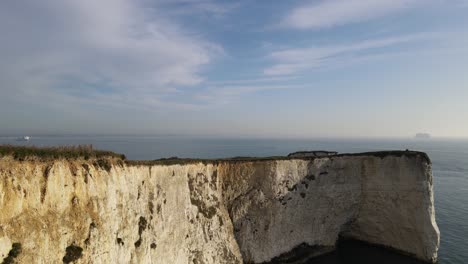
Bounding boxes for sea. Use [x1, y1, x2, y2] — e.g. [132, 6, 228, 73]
[0, 136, 466, 264]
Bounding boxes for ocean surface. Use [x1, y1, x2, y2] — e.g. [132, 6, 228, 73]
[0, 136, 467, 263]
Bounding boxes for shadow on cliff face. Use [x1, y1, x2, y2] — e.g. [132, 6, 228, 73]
[306, 239, 428, 264]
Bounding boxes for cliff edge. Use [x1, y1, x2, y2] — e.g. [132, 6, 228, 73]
[0, 147, 439, 263]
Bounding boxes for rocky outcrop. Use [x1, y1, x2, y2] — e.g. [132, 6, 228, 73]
[0, 151, 439, 263]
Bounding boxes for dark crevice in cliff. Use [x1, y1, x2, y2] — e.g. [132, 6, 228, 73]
[62, 244, 83, 264]
[134, 216, 148, 248]
[84, 222, 96, 245]
[1, 243, 22, 264]
[40, 164, 53, 203]
[116, 237, 124, 246]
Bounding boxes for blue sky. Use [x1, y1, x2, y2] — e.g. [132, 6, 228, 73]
[1, 0, 467, 137]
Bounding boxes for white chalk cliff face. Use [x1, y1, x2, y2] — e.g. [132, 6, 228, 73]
[0, 152, 439, 263]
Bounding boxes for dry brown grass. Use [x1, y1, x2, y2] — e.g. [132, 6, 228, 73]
[0, 145, 126, 161]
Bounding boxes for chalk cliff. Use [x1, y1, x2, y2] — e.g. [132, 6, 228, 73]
[0, 151, 439, 263]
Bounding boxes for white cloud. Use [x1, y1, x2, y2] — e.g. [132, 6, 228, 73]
[154, 0, 238, 16]
[264, 33, 432, 75]
[209, 76, 298, 85]
[0, 0, 221, 108]
[283, 0, 422, 29]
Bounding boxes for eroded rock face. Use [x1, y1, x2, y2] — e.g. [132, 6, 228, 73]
[341, 155, 439, 263]
[220, 159, 361, 263]
[0, 152, 439, 263]
[0, 159, 241, 264]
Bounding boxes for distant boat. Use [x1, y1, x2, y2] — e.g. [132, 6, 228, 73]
[16, 136, 31, 141]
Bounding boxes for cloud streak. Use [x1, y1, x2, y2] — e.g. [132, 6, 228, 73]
[283, 0, 422, 29]
[154, 0, 239, 16]
[264, 33, 433, 75]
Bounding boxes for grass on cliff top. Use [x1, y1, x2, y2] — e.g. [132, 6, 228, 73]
[0, 145, 126, 161]
[128, 151, 430, 165]
[126, 156, 289, 166]
[0, 144, 287, 164]
[0, 145, 430, 164]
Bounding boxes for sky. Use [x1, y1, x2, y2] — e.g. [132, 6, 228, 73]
[0, 0, 467, 138]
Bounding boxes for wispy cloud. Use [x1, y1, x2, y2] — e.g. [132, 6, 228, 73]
[193, 84, 304, 105]
[0, 0, 221, 109]
[282, 0, 422, 29]
[209, 76, 298, 85]
[154, 0, 239, 16]
[264, 33, 434, 75]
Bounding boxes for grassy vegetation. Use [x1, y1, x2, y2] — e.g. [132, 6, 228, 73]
[334, 150, 431, 163]
[0, 145, 289, 165]
[128, 151, 430, 166]
[0, 145, 126, 161]
[0, 145, 429, 164]
[127, 156, 297, 166]
[127, 158, 213, 166]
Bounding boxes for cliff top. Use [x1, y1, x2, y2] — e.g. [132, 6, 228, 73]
[0, 145, 126, 161]
[0, 145, 430, 165]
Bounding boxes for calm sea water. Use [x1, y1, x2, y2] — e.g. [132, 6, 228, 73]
[0, 136, 467, 263]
